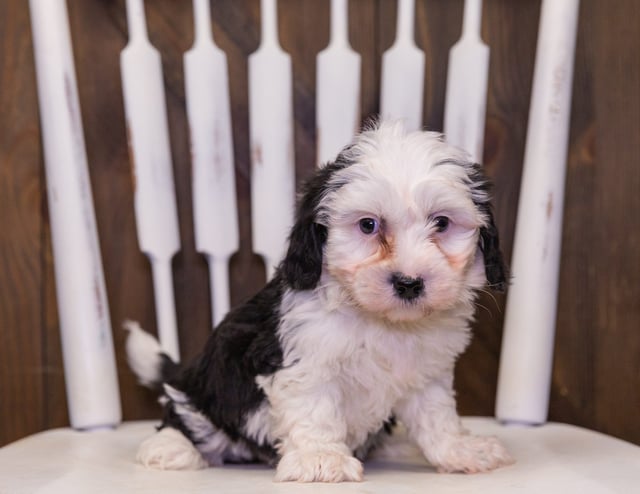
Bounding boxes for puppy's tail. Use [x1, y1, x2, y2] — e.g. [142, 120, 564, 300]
[123, 320, 180, 390]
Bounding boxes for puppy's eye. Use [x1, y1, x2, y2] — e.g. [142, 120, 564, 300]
[433, 216, 450, 233]
[359, 218, 379, 235]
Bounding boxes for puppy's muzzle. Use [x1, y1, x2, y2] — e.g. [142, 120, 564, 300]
[391, 274, 425, 301]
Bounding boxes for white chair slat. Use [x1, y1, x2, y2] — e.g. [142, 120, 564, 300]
[185, 0, 239, 327]
[29, 0, 121, 430]
[497, 0, 581, 425]
[380, 0, 425, 131]
[316, 0, 362, 167]
[249, 0, 296, 280]
[121, 0, 181, 362]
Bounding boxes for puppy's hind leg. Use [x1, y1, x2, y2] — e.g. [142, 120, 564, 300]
[137, 427, 208, 470]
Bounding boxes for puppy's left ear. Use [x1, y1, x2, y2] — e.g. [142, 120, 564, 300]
[467, 163, 509, 292]
[479, 208, 508, 292]
[280, 161, 347, 290]
[281, 213, 327, 291]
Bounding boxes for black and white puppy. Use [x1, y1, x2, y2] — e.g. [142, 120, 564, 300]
[126, 120, 513, 482]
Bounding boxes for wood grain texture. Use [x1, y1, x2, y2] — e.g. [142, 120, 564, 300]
[0, 0, 45, 444]
[1, 0, 638, 447]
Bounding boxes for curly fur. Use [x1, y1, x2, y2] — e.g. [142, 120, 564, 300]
[127, 121, 512, 482]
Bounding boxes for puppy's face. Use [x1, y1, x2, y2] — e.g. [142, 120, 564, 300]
[282, 121, 506, 323]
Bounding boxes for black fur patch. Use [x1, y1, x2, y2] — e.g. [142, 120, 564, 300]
[479, 209, 508, 291]
[161, 276, 286, 463]
[467, 163, 509, 292]
[280, 152, 354, 290]
[353, 416, 397, 461]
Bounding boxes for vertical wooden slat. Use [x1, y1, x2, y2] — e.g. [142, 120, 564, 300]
[41, 224, 69, 431]
[380, 0, 425, 130]
[589, 0, 640, 442]
[316, 0, 361, 167]
[248, 0, 296, 280]
[185, 0, 239, 327]
[349, 0, 378, 121]
[415, 0, 462, 131]
[121, 0, 182, 362]
[444, 0, 490, 163]
[548, 0, 597, 431]
[279, 0, 330, 181]
[0, 0, 45, 445]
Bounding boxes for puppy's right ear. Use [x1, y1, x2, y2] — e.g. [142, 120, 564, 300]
[280, 159, 350, 290]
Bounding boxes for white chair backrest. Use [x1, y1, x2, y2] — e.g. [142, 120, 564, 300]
[29, 0, 579, 432]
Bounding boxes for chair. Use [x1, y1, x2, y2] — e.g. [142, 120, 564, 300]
[2, 0, 639, 492]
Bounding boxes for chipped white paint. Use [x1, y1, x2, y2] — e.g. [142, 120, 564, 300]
[316, 0, 361, 167]
[121, 0, 180, 361]
[443, 0, 489, 163]
[185, 0, 239, 327]
[249, 0, 296, 279]
[29, 0, 121, 429]
[497, 0, 580, 425]
[380, 0, 425, 131]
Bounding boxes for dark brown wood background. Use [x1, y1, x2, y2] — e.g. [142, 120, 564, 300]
[1, 0, 638, 447]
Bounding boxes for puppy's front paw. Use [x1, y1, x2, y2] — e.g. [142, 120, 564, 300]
[275, 449, 364, 482]
[433, 435, 514, 474]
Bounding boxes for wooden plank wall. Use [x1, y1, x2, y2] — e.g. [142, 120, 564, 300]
[1, 0, 638, 447]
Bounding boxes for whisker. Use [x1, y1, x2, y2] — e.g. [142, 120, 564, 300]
[477, 287, 502, 313]
[475, 301, 493, 317]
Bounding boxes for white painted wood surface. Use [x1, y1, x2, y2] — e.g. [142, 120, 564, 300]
[121, 0, 181, 361]
[29, 0, 121, 430]
[185, 0, 239, 327]
[3, 418, 640, 493]
[443, 0, 489, 163]
[249, 0, 296, 279]
[380, 0, 425, 131]
[316, 0, 361, 167]
[496, 0, 581, 425]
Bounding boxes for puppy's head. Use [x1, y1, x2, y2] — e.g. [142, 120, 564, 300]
[281, 121, 506, 322]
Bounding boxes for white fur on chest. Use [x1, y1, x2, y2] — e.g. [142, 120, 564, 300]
[257, 289, 472, 451]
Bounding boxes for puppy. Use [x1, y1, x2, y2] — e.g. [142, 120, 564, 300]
[126, 120, 513, 482]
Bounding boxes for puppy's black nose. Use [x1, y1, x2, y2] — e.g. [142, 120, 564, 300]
[391, 274, 424, 301]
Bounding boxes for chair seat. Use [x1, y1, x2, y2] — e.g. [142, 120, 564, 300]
[1, 417, 639, 493]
